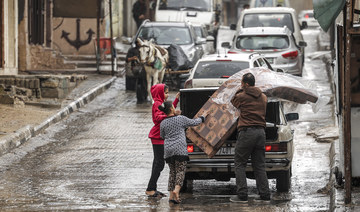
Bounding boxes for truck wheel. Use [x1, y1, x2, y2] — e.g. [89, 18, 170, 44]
[181, 178, 193, 193]
[276, 168, 291, 192]
[125, 76, 136, 91]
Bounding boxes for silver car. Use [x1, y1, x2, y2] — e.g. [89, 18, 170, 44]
[223, 27, 307, 76]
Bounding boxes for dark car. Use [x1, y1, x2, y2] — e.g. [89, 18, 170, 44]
[125, 20, 205, 90]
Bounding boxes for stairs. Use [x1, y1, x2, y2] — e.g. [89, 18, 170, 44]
[63, 53, 126, 75]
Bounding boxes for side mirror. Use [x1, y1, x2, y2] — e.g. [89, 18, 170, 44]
[285, 113, 299, 121]
[206, 35, 215, 42]
[301, 21, 308, 30]
[276, 68, 284, 73]
[299, 41, 307, 47]
[230, 24, 237, 30]
[196, 37, 207, 45]
[221, 42, 231, 48]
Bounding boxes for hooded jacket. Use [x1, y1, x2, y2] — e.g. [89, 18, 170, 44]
[149, 84, 179, 144]
[231, 86, 267, 130]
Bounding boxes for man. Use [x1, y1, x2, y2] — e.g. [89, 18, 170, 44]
[126, 40, 147, 103]
[132, 0, 146, 29]
[230, 73, 271, 203]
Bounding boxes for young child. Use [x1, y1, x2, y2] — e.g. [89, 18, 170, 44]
[159, 101, 207, 204]
[146, 84, 180, 198]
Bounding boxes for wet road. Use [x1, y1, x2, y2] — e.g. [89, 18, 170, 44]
[0, 29, 335, 211]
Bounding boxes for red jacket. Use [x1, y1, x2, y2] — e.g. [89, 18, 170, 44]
[148, 84, 179, 144]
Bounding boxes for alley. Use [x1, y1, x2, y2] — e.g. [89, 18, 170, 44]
[0, 29, 336, 211]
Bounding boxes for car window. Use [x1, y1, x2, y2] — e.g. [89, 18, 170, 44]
[194, 26, 205, 38]
[236, 35, 289, 50]
[159, 0, 211, 12]
[263, 58, 274, 70]
[253, 61, 259, 67]
[243, 13, 294, 32]
[138, 26, 192, 45]
[193, 61, 250, 79]
[256, 58, 266, 67]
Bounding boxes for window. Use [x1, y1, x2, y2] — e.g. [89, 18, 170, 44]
[159, 0, 211, 12]
[138, 26, 192, 45]
[236, 35, 289, 50]
[193, 61, 249, 78]
[243, 13, 294, 32]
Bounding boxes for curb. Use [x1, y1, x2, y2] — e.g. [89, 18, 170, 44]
[0, 76, 117, 157]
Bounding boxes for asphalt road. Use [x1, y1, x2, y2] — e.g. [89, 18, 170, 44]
[0, 29, 336, 211]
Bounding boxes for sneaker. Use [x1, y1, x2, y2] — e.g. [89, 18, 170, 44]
[254, 196, 271, 202]
[230, 195, 248, 203]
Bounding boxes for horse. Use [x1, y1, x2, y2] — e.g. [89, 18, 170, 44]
[137, 38, 169, 103]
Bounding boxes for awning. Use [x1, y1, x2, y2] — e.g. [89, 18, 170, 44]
[313, 0, 346, 32]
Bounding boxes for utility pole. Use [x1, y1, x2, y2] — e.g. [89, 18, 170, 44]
[96, 0, 101, 73]
[109, 0, 114, 76]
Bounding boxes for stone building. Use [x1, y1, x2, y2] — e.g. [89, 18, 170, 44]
[0, 1, 19, 75]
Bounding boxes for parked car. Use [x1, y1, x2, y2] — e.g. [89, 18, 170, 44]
[298, 10, 319, 28]
[125, 20, 205, 90]
[184, 53, 274, 88]
[180, 82, 298, 193]
[192, 23, 216, 55]
[234, 7, 307, 46]
[249, 0, 291, 7]
[223, 27, 306, 76]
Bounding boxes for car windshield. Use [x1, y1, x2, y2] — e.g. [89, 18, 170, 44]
[236, 35, 289, 50]
[243, 13, 294, 32]
[193, 61, 250, 79]
[137, 26, 192, 45]
[158, 0, 211, 12]
[253, 0, 288, 7]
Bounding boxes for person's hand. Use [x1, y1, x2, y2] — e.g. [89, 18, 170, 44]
[175, 92, 180, 100]
[139, 14, 145, 20]
[175, 110, 181, 115]
[202, 110, 211, 117]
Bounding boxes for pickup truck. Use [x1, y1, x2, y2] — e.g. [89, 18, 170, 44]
[180, 87, 299, 192]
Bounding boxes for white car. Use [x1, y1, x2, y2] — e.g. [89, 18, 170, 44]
[298, 10, 320, 28]
[223, 27, 307, 76]
[235, 7, 307, 46]
[192, 23, 215, 55]
[184, 53, 274, 88]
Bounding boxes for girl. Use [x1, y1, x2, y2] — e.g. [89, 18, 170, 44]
[146, 84, 180, 197]
[159, 101, 207, 203]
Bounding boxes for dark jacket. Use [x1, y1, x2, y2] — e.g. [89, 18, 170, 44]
[231, 86, 267, 130]
[132, 1, 146, 22]
[148, 84, 179, 144]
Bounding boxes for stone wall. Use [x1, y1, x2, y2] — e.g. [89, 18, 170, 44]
[0, 75, 87, 104]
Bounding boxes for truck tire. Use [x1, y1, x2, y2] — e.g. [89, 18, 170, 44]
[181, 177, 193, 193]
[125, 76, 136, 91]
[276, 168, 291, 192]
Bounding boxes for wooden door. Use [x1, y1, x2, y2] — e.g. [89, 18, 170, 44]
[28, 0, 44, 45]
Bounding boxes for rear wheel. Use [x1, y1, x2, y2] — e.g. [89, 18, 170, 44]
[276, 168, 291, 192]
[181, 177, 193, 193]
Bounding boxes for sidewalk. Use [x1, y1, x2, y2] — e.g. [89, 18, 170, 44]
[0, 74, 116, 157]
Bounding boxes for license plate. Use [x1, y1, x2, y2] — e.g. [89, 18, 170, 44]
[216, 147, 235, 155]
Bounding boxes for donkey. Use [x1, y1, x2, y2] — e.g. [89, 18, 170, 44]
[137, 38, 169, 103]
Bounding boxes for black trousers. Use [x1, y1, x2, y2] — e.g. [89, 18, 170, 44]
[146, 144, 165, 191]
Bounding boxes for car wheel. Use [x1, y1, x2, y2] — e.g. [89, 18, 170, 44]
[125, 76, 136, 91]
[181, 177, 193, 193]
[276, 168, 291, 192]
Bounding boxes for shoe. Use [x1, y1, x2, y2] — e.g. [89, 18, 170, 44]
[169, 199, 181, 204]
[146, 190, 166, 198]
[254, 196, 271, 202]
[230, 195, 248, 203]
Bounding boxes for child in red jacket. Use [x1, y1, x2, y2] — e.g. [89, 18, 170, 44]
[146, 84, 180, 197]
